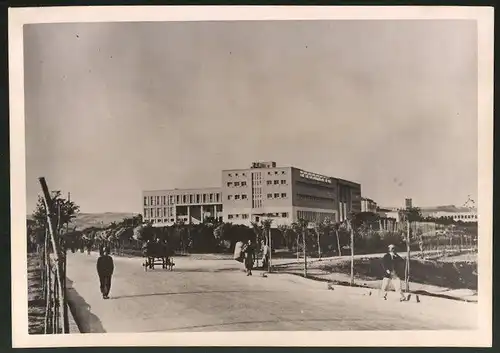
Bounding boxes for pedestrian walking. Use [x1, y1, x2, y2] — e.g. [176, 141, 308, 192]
[380, 244, 406, 302]
[244, 239, 255, 276]
[261, 240, 270, 270]
[97, 246, 114, 299]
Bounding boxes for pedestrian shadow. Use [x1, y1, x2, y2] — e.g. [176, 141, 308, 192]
[66, 278, 106, 333]
[112, 289, 276, 300]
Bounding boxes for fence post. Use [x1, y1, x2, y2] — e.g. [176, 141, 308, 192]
[38, 177, 68, 334]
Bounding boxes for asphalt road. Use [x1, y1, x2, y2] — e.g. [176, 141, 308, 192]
[66, 252, 477, 333]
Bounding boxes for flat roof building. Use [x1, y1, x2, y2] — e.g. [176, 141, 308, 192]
[142, 161, 361, 227]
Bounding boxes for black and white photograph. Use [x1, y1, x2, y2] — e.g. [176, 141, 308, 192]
[9, 6, 493, 348]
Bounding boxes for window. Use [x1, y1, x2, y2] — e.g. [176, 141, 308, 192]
[267, 180, 272, 185]
[157, 219, 162, 223]
[196, 194, 200, 203]
[281, 180, 286, 184]
[227, 182, 233, 187]
[144, 197, 148, 206]
[209, 194, 214, 202]
[176, 195, 180, 203]
[235, 214, 240, 218]
[282, 171, 286, 175]
[242, 214, 249, 219]
[267, 194, 272, 199]
[228, 214, 234, 219]
[145, 209, 149, 218]
[189, 195, 193, 203]
[164, 207, 167, 216]
[203, 194, 207, 203]
[234, 182, 240, 187]
[228, 173, 232, 177]
[156, 196, 160, 205]
[241, 181, 247, 186]
[274, 193, 280, 198]
[151, 196, 155, 206]
[162, 196, 166, 205]
[228, 195, 233, 200]
[281, 193, 287, 198]
[216, 193, 220, 202]
[242, 194, 248, 199]
[183, 195, 187, 203]
[235, 173, 239, 176]
[235, 195, 240, 200]
[164, 219, 168, 223]
[242, 173, 246, 176]
[281, 212, 288, 218]
[274, 180, 279, 185]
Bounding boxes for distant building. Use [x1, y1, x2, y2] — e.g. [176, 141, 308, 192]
[424, 210, 478, 223]
[142, 188, 223, 226]
[405, 198, 413, 209]
[142, 161, 361, 227]
[361, 197, 378, 213]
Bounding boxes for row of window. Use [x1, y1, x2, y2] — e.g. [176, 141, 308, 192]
[227, 172, 247, 177]
[297, 193, 334, 203]
[227, 212, 290, 220]
[227, 194, 248, 200]
[267, 179, 287, 186]
[227, 181, 247, 187]
[227, 171, 286, 177]
[144, 193, 221, 206]
[297, 210, 335, 222]
[267, 193, 288, 199]
[145, 207, 175, 218]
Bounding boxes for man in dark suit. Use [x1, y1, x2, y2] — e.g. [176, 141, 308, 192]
[97, 246, 114, 299]
[380, 244, 406, 301]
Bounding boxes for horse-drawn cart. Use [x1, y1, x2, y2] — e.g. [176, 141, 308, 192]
[142, 241, 175, 271]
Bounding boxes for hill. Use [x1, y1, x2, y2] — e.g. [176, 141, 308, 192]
[26, 212, 138, 231]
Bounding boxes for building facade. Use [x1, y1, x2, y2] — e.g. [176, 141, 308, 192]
[361, 197, 378, 213]
[142, 188, 223, 226]
[143, 161, 361, 227]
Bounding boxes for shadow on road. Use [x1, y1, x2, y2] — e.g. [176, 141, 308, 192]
[112, 289, 278, 300]
[66, 277, 106, 333]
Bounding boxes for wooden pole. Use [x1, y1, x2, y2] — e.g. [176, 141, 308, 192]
[38, 177, 68, 333]
[405, 219, 410, 293]
[268, 227, 272, 273]
[336, 228, 342, 257]
[296, 233, 299, 263]
[349, 221, 354, 286]
[303, 226, 307, 277]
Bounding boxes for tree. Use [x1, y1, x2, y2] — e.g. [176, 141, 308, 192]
[30, 190, 80, 249]
[261, 219, 273, 272]
[398, 207, 422, 292]
[333, 222, 343, 257]
[277, 224, 290, 250]
[292, 219, 309, 277]
[250, 221, 263, 267]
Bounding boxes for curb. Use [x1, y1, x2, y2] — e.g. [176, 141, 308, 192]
[273, 271, 478, 303]
[67, 302, 80, 333]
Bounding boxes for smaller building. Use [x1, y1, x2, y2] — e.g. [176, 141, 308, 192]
[142, 187, 223, 226]
[361, 197, 378, 213]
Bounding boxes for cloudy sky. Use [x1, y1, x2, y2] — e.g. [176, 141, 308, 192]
[24, 20, 478, 214]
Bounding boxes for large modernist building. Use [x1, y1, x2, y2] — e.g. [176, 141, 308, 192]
[142, 161, 361, 227]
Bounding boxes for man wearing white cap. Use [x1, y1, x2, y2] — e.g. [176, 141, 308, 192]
[380, 244, 406, 301]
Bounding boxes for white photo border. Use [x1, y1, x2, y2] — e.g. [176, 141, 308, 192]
[9, 5, 494, 348]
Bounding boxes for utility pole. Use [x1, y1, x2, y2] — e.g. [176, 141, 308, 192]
[349, 219, 354, 286]
[268, 227, 272, 273]
[303, 225, 307, 277]
[405, 217, 410, 293]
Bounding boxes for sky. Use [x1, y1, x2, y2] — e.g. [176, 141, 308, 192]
[24, 20, 478, 214]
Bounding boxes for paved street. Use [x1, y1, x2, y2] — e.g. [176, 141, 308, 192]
[66, 252, 477, 333]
